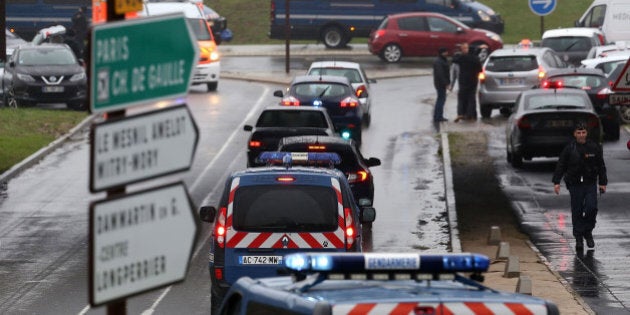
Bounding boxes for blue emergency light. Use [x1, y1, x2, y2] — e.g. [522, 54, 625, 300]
[284, 253, 490, 274]
[257, 151, 341, 167]
[340, 130, 351, 140]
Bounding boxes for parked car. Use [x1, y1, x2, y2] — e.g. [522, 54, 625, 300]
[478, 47, 568, 118]
[368, 12, 502, 63]
[277, 135, 381, 207]
[541, 27, 607, 67]
[2, 43, 87, 110]
[307, 60, 375, 125]
[198, 152, 375, 314]
[541, 68, 620, 140]
[274, 75, 365, 143]
[244, 106, 337, 167]
[506, 87, 601, 168]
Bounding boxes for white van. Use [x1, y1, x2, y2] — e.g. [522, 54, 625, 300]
[575, 0, 630, 42]
[140, 1, 220, 91]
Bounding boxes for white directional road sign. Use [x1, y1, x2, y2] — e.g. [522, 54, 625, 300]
[89, 182, 199, 306]
[90, 104, 199, 192]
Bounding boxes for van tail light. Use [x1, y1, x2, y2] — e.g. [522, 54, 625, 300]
[249, 140, 262, 148]
[340, 97, 358, 108]
[281, 96, 300, 106]
[214, 267, 224, 280]
[587, 115, 600, 129]
[270, 1, 275, 22]
[597, 87, 611, 100]
[517, 117, 531, 130]
[537, 66, 546, 80]
[344, 207, 356, 249]
[215, 207, 227, 248]
[597, 33, 606, 45]
[355, 85, 367, 98]
[347, 170, 369, 183]
[478, 69, 486, 83]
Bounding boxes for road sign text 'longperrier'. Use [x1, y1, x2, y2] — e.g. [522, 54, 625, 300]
[90, 13, 199, 113]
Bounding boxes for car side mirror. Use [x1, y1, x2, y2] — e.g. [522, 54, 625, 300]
[360, 206, 376, 223]
[273, 90, 283, 97]
[366, 157, 381, 167]
[199, 206, 217, 223]
[244, 125, 253, 131]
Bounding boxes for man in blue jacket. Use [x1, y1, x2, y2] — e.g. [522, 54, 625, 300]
[552, 123, 607, 250]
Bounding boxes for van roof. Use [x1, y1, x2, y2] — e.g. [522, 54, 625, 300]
[141, 2, 204, 19]
[542, 27, 603, 39]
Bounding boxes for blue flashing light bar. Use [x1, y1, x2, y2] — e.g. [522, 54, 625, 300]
[257, 152, 341, 166]
[340, 130, 351, 140]
[284, 253, 490, 274]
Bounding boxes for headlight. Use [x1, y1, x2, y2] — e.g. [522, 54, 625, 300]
[486, 32, 502, 43]
[16, 73, 35, 82]
[70, 72, 86, 82]
[478, 10, 491, 22]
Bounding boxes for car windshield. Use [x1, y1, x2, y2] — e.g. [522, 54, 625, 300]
[18, 48, 76, 66]
[293, 82, 350, 98]
[549, 75, 607, 90]
[486, 55, 538, 72]
[256, 110, 328, 128]
[232, 185, 338, 232]
[309, 68, 362, 84]
[526, 94, 588, 110]
[187, 18, 212, 41]
[542, 37, 591, 52]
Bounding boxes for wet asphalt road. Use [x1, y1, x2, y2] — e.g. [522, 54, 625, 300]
[1, 52, 629, 313]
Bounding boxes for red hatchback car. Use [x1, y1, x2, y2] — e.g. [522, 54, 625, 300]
[368, 12, 503, 63]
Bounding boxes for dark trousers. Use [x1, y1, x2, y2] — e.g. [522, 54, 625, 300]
[568, 183, 598, 239]
[457, 87, 477, 119]
[433, 87, 446, 122]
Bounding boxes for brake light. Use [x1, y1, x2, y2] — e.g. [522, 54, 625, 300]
[517, 117, 531, 129]
[281, 96, 300, 106]
[276, 176, 295, 182]
[542, 80, 563, 89]
[215, 207, 227, 248]
[214, 267, 224, 280]
[597, 87, 611, 100]
[374, 29, 386, 39]
[344, 207, 356, 249]
[538, 66, 546, 80]
[249, 140, 262, 148]
[347, 170, 369, 183]
[340, 97, 358, 108]
[414, 306, 436, 315]
[355, 85, 367, 98]
[478, 70, 486, 83]
[308, 145, 326, 150]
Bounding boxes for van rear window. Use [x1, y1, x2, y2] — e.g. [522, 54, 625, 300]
[232, 185, 339, 232]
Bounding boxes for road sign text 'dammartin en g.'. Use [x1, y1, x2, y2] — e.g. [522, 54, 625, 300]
[90, 14, 199, 113]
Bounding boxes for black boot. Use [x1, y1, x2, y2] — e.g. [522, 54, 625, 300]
[585, 235, 595, 248]
[575, 236, 584, 250]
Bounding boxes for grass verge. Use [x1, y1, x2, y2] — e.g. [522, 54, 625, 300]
[0, 108, 88, 174]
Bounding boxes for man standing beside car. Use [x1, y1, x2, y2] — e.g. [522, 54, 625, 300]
[552, 123, 607, 251]
[453, 43, 485, 122]
[432, 47, 451, 123]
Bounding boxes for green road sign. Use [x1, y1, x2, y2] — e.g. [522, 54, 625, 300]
[90, 14, 199, 113]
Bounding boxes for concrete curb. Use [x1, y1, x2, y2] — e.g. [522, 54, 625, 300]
[441, 132, 462, 253]
[0, 113, 98, 187]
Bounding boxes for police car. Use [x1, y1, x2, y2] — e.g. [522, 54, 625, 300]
[217, 252, 559, 315]
[199, 152, 376, 313]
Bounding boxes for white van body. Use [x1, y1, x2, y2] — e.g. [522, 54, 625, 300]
[576, 0, 630, 42]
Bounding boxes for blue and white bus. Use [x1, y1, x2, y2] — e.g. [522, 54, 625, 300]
[5, 0, 90, 41]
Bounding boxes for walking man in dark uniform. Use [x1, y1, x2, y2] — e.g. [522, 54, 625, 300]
[432, 47, 451, 122]
[552, 123, 607, 250]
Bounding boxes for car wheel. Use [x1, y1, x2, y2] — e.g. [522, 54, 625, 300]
[480, 105, 492, 118]
[619, 105, 630, 124]
[499, 107, 511, 117]
[510, 151, 523, 168]
[211, 285, 227, 315]
[6, 88, 20, 108]
[363, 112, 371, 127]
[322, 26, 346, 49]
[381, 44, 402, 63]
[207, 82, 218, 92]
